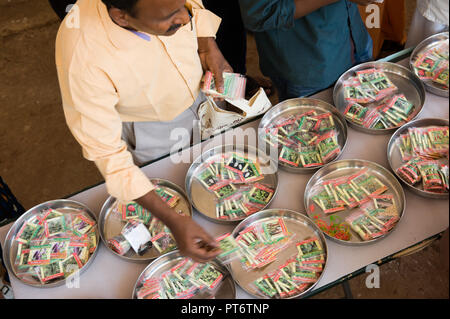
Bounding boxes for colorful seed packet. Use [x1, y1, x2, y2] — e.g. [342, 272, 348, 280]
[216, 233, 241, 264]
[150, 232, 176, 254]
[40, 260, 64, 282]
[49, 238, 70, 260]
[296, 238, 323, 258]
[71, 214, 95, 237]
[299, 146, 323, 168]
[16, 222, 40, 244]
[248, 183, 274, 205]
[225, 153, 249, 174]
[194, 264, 224, 290]
[27, 244, 52, 266]
[213, 182, 238, 200]
[279, 145, 301, 167]
[44, 215, 67, 237]
[254, 275, 278, 298]
[107, 234, 131, 256]
[61, 253, 83, 276]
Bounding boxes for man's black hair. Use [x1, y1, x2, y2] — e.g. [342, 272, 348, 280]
[101, 0, 140, 16]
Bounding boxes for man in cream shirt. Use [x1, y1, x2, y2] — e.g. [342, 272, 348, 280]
[56, 0, 232, 262]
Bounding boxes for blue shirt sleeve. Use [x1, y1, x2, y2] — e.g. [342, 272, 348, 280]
[238, 0, 296, 32]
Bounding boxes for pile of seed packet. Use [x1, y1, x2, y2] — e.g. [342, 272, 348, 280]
[396, 125, 449, 193]
[309, 168, 400, 241]
[135, 258, 226, 299]
[13, 208, 97, 285]
[109, 186, 184, 256]
[202, 71, 247, 100]
[196, 152, 275, 221]
[412, 41, 449, 90]
[223, 218, 296, 270]
[262, 110, 341, 169]
[212, 220, 326, 299]
[252, 236, 325, 298]
[342, 68, 416, 129]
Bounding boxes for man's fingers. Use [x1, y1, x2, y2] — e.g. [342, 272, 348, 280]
[214, 72, 225, 94]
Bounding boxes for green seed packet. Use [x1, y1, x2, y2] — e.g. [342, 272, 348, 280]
[195, 264, 223, 290]
[279, 145, 300, 167]
[248, 183, 274, 205]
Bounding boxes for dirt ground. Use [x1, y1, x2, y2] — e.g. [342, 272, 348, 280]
[0, 0, 448, 299]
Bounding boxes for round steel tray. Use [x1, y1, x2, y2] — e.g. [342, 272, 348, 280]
[333, 61, 426, 134]
[185, 144, 279, 224]
[410, 32, 449, 97]
[229, 209, 328, 299]
[258, 98, 348, 174]
[304, 159, 406, 245]
[2, 199, 100, 288]
[98, 178, 192, 263]
[132, 250, 236, 299]
[387, 118, 449, 199]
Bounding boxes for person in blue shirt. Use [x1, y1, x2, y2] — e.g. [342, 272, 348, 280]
[238, 0, 377, 101]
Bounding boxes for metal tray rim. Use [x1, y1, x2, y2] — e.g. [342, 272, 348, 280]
[387, 118, 449, 199]
[303, 159, 407, 246]
[185, 144, 279, 225]
[229, 208, 329, 299]
[333, 61, 427, 135]
[98, 178, 193, 263]
[409, 31, 449, 98]
[258, 97, 349, 174]
[2, 199, 100, 288]
[131, 249, 236, 299]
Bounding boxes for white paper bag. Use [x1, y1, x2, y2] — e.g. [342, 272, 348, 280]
[197, 88, 272, 140]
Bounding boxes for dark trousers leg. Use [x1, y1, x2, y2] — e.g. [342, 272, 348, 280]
[203, 0, 247, 75]
[48, 0, 76, 20]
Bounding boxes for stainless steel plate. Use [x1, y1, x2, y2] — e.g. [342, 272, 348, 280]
[258, 98, 348, 174]
[333, 61, 426, 134]
[304, 159, 406, 245]
[185, 144, 279, 224]
[229, 209, 328, 299]
[387, 118, 449, 199]
[410, 32, 449, 97]
[132, 250, 236, 299]
[98, 178, 192, 263]
[2, 199, 100, 288]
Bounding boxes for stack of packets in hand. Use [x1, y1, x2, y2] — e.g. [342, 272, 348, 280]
[196, 152, 275, 221]
[262, 110, 341, 168]
[343, 68, 416, 129]
[396, 125, 449, 193]
[202, 71, 247, 100]
[109, 187, 183, 256]
[14, 208, 97, 284]
[135, 257, 226, 299]
[412, 41, 449, 90]
[253, 237, 325, 298]
[309, 168, 400, 241]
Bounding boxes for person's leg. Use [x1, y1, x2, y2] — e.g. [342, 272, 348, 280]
[123, 93, 206, 166]
[203, 0, 272, 98]
[48, 0, 76, 21]
[203, 0, 247, 75]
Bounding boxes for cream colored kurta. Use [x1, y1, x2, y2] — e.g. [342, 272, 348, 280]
[55, 0, 221, 202]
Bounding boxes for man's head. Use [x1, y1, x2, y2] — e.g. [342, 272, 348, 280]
[102, 0, 190, 36]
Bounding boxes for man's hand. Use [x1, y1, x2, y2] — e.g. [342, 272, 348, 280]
[136, 190, 220, 263]
[167, 214, 220, 263]
[198, 37, 233, 95]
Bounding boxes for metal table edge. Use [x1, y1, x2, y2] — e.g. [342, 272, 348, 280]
[301, 231, 444, 299]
